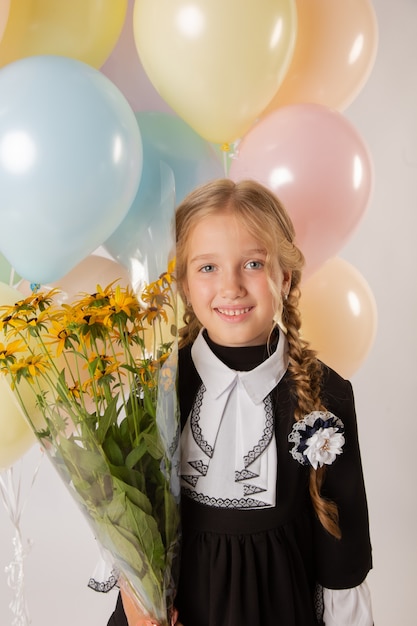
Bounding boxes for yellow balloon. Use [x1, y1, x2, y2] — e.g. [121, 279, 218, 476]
[0, 377, 37, 471]
[299, 257, 378, 379]
[263, 0, 378, 113]
[0, 0, 10, 43]
[0, 281, 36, 469]
[0, 0, 128, 69]
[133, 0, 297, 144]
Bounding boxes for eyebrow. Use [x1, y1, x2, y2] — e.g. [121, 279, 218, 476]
[189, 248, 267, 265]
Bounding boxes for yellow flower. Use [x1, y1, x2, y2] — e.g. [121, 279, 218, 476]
[156, 257, 176, 288]
[0, 339, 26, 362]
[24, 354, 51, 377]
[86, 352, 123, 386]
[14, 288, 61, 312]
[12, 309, 52, 336]
[7, 354, 50, 383]
[109, 285, 140, 317]
[140, 305, 168, 326]
[141, 281, 171, 310]
[65, 306, 108, 345]
[67, 381, 82, 399]
[45, 319, 78, 356]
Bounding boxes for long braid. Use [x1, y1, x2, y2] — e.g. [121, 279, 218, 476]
[284, 281, 341, 539]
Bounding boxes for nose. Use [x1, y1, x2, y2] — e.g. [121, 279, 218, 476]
[219, 268, 246, 299]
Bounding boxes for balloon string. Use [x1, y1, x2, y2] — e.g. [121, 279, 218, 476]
[0, 453, 43, 626]
[8, 266, 16, 288]
[220, 143, 230, 177]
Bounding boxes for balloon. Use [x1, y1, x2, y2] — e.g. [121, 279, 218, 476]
[0, 0, 127, 68]
[0, 282, 36, 470]
[0, 377, 37, 471]
[0, 55, 143, 285]
[0, 253, 20, 286]
[262, 0, 378, 114]
[133, 0, 297, 144]
[299, 257, 378, 379]
[18, 253, 131, 303]
[101, 0, 175, 114]
[105, 112, 224, 281]
[0, 0, 10, 43]
[229, 103, 373, 277]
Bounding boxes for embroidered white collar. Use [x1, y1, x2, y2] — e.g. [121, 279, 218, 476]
[180, 328, 288, 509]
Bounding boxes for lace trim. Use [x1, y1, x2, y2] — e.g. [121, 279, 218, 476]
[242, 395, 274, 469]
[314, 583, 324, 623]
[189, 459, 208, 475]
[182, 487, 269, 509]
[87, 569, 118, 593]
[190, 384, 213, 457]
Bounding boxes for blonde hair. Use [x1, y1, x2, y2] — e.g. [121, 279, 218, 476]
[176, 178, 340, 538]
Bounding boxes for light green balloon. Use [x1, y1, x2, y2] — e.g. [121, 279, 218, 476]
[0, 253, 20, 285]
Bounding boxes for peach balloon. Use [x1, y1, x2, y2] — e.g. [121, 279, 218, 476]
[299, 257, 378, 379]
[18, 253, 131, 303]
[263, 0, 378, 113]
[0, 0, 127, 69]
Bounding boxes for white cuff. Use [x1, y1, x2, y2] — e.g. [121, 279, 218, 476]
[323, 580, 373, 626]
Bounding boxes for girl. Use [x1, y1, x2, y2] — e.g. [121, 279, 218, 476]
[109, 178, 373, 626]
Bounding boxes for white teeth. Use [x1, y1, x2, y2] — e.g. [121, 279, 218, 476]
[217, 307, 251, 316]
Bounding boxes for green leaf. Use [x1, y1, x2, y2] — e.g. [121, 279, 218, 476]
[111, 475, 153, 516]
[96, 394, 119, 444]
[125, 440, 148, 469]
[143, 433, 164, 460]
[102, 435, 124, 466]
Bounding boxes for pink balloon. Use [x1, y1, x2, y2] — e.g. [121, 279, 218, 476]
[229, 103, 373, 277]
[100, 0, 174, 114]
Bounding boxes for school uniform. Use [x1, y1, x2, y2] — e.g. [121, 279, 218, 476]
[108, 328, 372, 626]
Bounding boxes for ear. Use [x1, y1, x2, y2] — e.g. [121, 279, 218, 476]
[282, 270, 292, 293]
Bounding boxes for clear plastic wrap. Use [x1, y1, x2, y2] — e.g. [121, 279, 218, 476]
[0, 195, 180, 626]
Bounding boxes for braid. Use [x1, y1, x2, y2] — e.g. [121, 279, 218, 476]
[178, 302, 201, 348]
[284, 282, 341, 539]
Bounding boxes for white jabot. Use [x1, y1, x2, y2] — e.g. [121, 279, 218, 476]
[323, 581, 373, 626]
[180, 329, 288, 509]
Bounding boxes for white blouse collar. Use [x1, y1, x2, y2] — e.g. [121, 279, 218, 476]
[180, 328, 288, 509]
[191, 328, 289, 403]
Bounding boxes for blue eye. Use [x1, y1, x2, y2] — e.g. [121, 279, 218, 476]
[245, 260, 263, 270]
[200, 264, 215, 273]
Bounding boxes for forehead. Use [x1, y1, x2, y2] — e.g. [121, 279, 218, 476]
[188, 211, 263, 247]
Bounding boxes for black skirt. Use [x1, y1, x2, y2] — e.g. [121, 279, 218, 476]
[175, 495, 320, 626]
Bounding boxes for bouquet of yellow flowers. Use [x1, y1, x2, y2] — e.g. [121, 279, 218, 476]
[0, 261, 180, 626]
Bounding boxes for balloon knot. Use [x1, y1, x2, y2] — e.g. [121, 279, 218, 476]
[30, 283, 41, 293]
[221, 143, 230, 152]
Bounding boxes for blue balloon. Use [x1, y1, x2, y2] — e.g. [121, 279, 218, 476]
[0, 55, 143, 284]
[104, 112, 224, 281]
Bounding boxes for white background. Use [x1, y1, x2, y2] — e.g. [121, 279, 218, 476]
[1, 1, 416, 624]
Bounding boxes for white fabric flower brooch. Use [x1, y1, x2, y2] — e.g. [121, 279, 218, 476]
[288, 410, 345, 470]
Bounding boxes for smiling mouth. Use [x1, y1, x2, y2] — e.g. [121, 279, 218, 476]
[216, 307, 252, 317]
